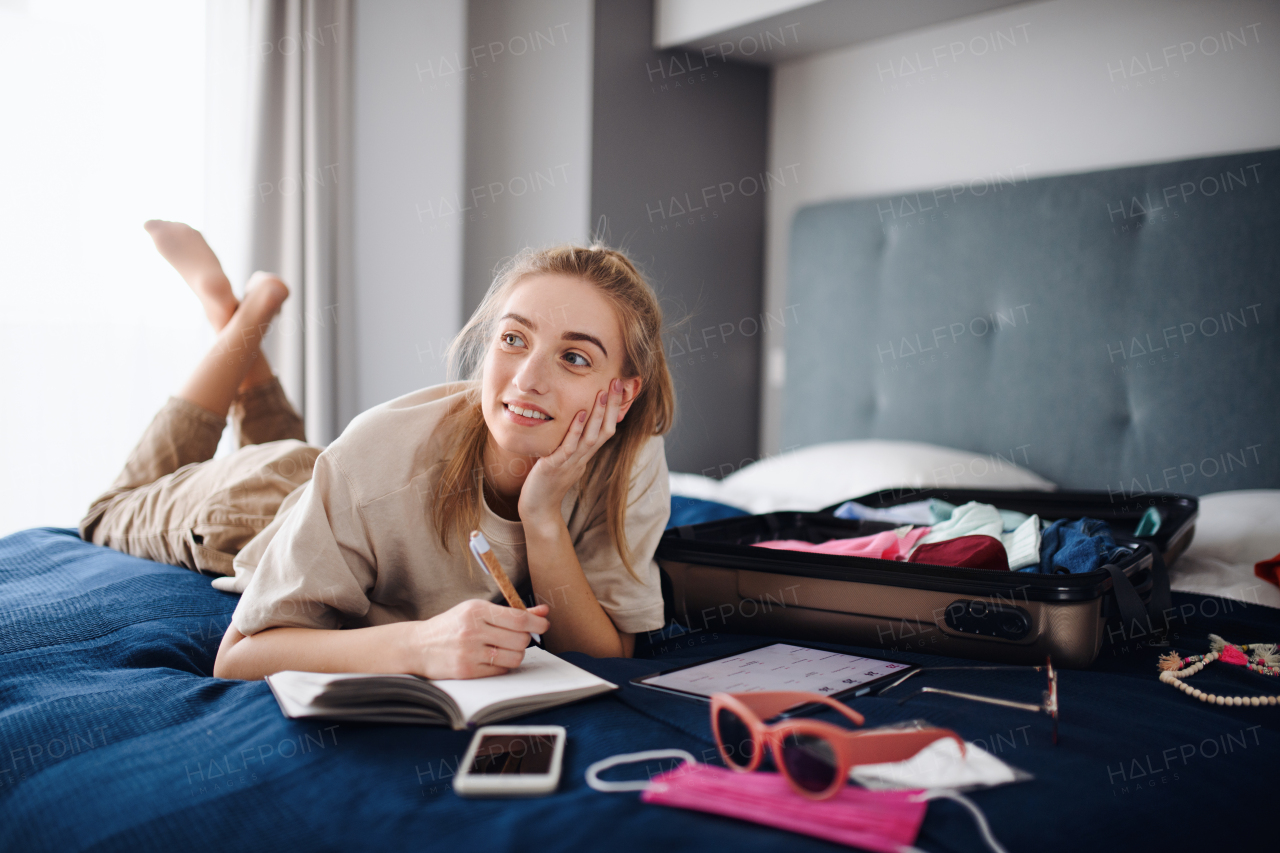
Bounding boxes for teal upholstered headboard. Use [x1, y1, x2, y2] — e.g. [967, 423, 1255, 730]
[784, 148, 1279, 495]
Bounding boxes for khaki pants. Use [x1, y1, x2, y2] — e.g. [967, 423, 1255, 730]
[79, 378, 320, 576]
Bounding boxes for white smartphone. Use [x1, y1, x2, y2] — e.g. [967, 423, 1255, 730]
[452, 725, 566, 797]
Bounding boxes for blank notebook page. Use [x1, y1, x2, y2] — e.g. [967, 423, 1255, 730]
[434, 646, 615, 722]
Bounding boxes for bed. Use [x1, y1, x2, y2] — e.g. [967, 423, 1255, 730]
[4, 147, 1278, 852]
[3, 525, 1277, 852]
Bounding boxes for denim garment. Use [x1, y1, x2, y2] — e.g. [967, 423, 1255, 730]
[1027, 517, 1128, 574]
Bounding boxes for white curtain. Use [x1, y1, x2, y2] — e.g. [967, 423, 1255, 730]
[207, 0, 352, 446]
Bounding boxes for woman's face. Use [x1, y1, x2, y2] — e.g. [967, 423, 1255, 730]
[481, 273, 639, 462]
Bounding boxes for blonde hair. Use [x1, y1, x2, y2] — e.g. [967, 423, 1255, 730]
[434, 244, 675, 577]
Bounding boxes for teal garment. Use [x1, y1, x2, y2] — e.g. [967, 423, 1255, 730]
[928, 499, 956, 524]
[928, 499, 1028, 533]
[999, 508, 1030, 532]
[918, 501, 1042, 571]
[1135, 506, 1162, 537]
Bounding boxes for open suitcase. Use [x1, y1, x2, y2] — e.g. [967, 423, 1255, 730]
[657, 489, 1197, 668]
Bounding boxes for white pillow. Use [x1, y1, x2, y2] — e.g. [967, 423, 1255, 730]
[1168, 490, 1280, 610]
[670, 440, 1055, 514]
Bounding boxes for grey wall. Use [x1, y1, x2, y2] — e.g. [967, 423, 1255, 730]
[350, 0, 772, 479]
[591, 0, 770, 477]
[351, 0, 466, 427]
[462, 0, 595, 315]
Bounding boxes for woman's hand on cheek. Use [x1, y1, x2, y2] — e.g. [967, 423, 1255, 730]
[402, 600, 550, 679]
[517, 379, 623, 530]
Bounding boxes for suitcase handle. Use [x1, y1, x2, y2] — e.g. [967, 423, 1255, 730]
[1101, 562, 1147, 643]
[1101, 546, 1171, 647]
[1147, 547, 1173, 644]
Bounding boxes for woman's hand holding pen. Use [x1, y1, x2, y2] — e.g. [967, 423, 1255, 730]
[400, 599, 550, 680]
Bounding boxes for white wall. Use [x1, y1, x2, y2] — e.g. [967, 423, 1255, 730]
[0, 0, 210, 537]
[350, 0, 467, 422]
[761, 0, 1280, 454]
[654, 0, 815, 47]
[203, 1, 253, 313]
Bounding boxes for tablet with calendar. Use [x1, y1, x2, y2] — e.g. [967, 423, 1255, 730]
[632, 642, 916, 703]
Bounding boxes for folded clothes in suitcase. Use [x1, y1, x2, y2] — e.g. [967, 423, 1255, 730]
[657, 489, 1196, 668]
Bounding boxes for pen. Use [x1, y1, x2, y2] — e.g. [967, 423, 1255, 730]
[469, 530, 541, 644]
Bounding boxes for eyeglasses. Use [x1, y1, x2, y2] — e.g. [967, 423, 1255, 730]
[882, 658, 1060, 744]
[709, 691, 964, 800]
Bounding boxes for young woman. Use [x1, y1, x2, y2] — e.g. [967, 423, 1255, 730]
[80, 222, 674, 681]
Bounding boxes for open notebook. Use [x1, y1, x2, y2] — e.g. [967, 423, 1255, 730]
[265, 647, 616, 730]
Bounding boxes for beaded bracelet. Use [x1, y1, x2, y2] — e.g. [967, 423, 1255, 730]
[1156, 634, 1280, 707]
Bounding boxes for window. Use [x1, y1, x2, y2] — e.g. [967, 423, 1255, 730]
[0, 0, 209, 535]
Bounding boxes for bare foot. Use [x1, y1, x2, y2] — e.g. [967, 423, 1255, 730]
[178, 272, 290, 419]
[232, 272, 290, 337]
[144, 220, 238, 329]
[236, 272, 291, 391]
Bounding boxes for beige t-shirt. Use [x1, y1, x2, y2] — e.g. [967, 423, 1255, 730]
[214, 382, 670, 637]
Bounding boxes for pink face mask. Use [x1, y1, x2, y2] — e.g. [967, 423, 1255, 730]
[586, 746, 1017, 853]
[640, 763, 927, 853]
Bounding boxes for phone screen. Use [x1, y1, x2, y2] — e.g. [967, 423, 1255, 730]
[468, 734, 558, 775]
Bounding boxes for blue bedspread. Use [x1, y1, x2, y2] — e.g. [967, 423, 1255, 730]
[1, 528, 1275, 852]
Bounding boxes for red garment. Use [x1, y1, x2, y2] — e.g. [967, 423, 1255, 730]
[753, 527, 931, 561]
[1255, 552, 1280, 588]
[909, 535, 1010, 571]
